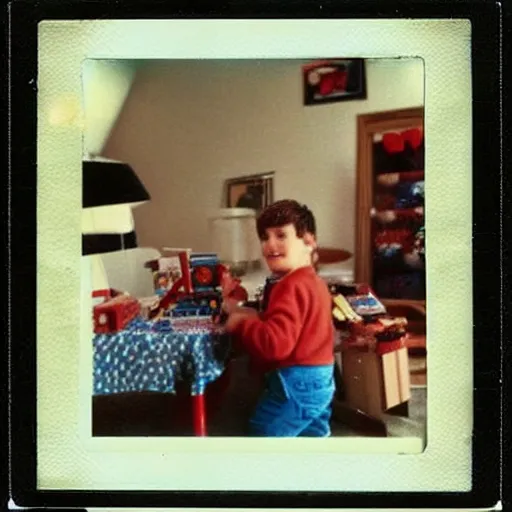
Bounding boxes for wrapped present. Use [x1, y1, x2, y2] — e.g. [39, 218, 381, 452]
[93, 293, 141, 334]
[347, 317, 408, 355]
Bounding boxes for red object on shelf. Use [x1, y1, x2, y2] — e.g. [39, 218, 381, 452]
[376, 170, 424, 186]
[396, 170, 424, 183]
[382, 132, 405, 154]
[372, 208, 424, 224]
[382, 128, 423, 154]
[402, 127, 423, 149]
[93, 294, 141, 334]
[374, 228, 414, 247]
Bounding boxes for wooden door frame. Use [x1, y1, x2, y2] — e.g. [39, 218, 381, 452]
[355, 106, 424, 305]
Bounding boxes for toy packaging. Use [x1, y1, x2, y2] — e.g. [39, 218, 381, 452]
[329, 283, 387, 319]
[346, 290, 387, 317]
[151, 256, 182, 296]
[329, 282, 408, 355]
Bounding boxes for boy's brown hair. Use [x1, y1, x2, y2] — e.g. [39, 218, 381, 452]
[256, 199, 316, 239]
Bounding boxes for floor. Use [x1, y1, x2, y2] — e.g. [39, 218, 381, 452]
[93, 352, 427, 438]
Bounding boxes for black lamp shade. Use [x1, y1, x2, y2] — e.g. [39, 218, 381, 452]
[82, 160, 150, 208]
[82, 231, 138, 255]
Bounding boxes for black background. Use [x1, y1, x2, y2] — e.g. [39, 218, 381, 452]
[4, 0, 506, 509]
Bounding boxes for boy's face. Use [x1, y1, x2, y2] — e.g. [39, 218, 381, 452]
[260, 223, 314, 274]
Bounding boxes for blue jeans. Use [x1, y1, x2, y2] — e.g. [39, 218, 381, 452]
[248, 364, 335, 437]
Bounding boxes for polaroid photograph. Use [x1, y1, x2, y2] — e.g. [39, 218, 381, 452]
[84, 56, 428, 442]
[7, 4, 502, 510]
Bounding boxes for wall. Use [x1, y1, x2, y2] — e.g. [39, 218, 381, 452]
[102, 58, 424, 259]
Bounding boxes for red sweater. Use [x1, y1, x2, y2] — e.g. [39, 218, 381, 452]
[233, 266, 335, 373]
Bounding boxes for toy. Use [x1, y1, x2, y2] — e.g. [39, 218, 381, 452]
[154, 271, 172, 297]
[169, 292, 221, 318]
[328, 282, 408, 355]
[332, 294, 362, 323]
[148, 250, 247, 320]
[93, 293, 141, 334]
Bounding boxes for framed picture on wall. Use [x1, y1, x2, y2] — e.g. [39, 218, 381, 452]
[225, 172, 274, 212]
[303, 58, 367, 105]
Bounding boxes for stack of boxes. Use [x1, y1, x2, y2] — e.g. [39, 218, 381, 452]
[330, 282, 411, 418]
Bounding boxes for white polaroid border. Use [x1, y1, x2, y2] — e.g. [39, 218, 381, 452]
[37, 19, 472, 492]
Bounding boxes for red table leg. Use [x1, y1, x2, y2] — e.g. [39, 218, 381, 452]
[192, 393, 207, 436]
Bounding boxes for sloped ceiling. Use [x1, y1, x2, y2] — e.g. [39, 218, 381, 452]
[81, 59, 139, 157]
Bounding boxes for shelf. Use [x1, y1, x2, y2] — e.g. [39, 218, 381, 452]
[371, 207, 424, 224]
[355, 107, 425, 299]
[382, 298, 426, 314]
[375, 170, 424, 184]
[373, 264, 425, 277]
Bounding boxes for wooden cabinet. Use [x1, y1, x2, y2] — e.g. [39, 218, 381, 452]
[341, 347, 411, 419]
[342, 350, 384, 418]
[355, 107, 426, 341]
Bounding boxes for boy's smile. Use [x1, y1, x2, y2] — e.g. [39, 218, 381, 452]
[261, 223, 314, 274]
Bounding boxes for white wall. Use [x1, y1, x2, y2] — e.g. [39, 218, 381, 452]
[102, 58, 424, 257]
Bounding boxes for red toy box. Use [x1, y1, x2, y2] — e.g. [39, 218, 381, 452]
[93, 294, 141, 334]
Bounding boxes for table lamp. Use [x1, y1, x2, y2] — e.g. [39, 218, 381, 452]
[208, 208, 261, 277]
[82, 157, 150, 300]
[82, 157, 150, 255]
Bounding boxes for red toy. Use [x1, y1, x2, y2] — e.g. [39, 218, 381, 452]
[93, 294, 141, 334]
[148, 251, 248, 319]
[219, 268, 248, 303]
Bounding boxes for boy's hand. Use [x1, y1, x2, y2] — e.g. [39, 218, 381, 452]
[222, 298, 242, 315]
[224, 308, 258, 332]
[224, 312, 245, 332]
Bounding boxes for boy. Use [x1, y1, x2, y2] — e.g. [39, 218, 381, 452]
[224, 199, 335, 437]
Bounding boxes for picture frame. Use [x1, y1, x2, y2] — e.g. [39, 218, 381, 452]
[303, 58, 367, 105]
[225, 171, 275, 211]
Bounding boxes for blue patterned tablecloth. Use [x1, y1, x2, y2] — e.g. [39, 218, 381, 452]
[93, 316, 230, 396]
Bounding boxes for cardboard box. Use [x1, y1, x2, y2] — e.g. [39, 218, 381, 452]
[341, 346, 411, 418]
[381, 347, 411, 409]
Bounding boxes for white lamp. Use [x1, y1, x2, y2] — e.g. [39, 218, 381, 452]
[82, 157, 151, 296]
[208, 208, 261, 276]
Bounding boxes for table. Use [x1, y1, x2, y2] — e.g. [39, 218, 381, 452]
[93, 316, 231, 436]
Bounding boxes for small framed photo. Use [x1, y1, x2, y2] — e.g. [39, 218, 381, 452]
[303, 58, 367, 105]
[225, 171, 275, 212]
